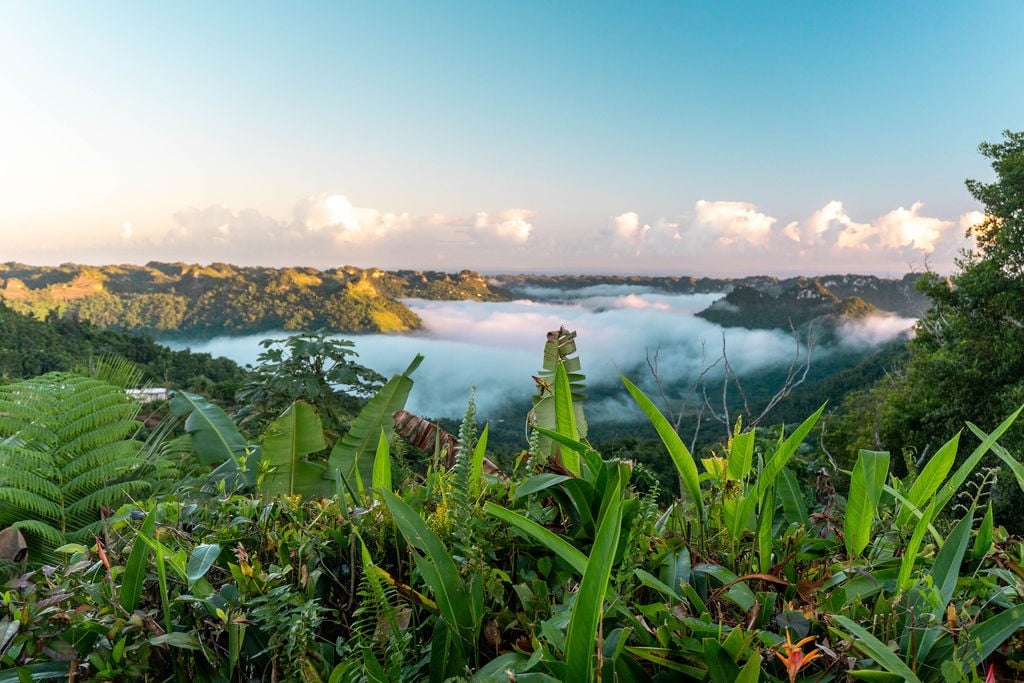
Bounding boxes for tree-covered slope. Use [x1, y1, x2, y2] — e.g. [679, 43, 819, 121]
[0, 302, 247, 399]
[0, 262, 509, 336]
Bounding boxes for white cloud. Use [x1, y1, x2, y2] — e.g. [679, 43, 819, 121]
[294, 193, 412, 244]
[612, 211, 649, 247]
[121, 221, 133, 240]
[474, 209, 533, 243]
[870, 202, 951, 252]
[959, 210, 985, 232]
[693, 200, 776, 246]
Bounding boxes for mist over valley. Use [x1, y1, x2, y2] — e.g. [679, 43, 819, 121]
[162, 279, 917, 447]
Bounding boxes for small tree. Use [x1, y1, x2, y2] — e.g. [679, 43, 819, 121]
[233, 330, 384, 447]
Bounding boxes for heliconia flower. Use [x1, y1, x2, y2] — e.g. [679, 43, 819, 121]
[775, 630, 821, 683]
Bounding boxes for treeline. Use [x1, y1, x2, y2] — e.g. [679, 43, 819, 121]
[0, 262, 507, 336]
[0, 303, 247, 400]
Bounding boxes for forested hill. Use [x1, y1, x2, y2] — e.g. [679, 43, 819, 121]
[0, 262, 506, 337]
[1, 262, 930, 338]
[492, 272, 931, 321]
[0, 302, 247, 398]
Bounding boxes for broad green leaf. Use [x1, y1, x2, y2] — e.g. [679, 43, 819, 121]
[470, 653, 532, 681]
[896, 435, 958, 526]
[382, 490, 476, 645]
[830, 615, 921, 682]
[622, 375, 703, 522]
[564, 468, 624, 680]
[120, 510, 157, 612]
[735, 650, 761, 683]
[150, 632, 202, 650]
[845, 450, 889, 558]
[512, 473, 571, 500]
[972, 423, 1024, 493]
[733, 406, 824, 541]
[259, 401, 328, 498]
[691, 563, 756, 612]
[484, 502, 588, 575]
[727, 430, 754, 481]
[169, 390, 247, 467]
[326, 355, 421, 491]
[778, 466, 808, 526]
[913, 512, 972, 662]
[186, 543, 221, 585]
[899, 407, 1022, 590]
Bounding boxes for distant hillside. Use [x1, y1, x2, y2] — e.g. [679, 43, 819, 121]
[0, 302, 247, 399]
[0, 262, 509, 337]
[494, 272, 930, 324]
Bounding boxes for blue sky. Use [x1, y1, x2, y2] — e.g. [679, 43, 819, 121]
[2, 1, 1022, 275]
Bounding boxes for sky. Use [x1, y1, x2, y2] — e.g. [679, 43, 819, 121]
[2, 1, 1022, 276]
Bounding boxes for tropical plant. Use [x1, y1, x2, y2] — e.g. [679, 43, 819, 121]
[0, 372, 152, 564]
[233, 330, 386, 445]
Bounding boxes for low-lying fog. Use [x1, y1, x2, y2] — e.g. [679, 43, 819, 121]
[164, 286, 915, 423]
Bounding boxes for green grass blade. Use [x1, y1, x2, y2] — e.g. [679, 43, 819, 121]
[564, 468, 623, 680]
[622, 375, 703, 521]
[119, 510, 157, 613]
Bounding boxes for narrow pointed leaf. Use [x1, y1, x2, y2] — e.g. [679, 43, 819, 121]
[484, 502, 588, 575]
[622, 375, 703, 521]
[564, 468, 623, 679]
[326, 355, 421, 489]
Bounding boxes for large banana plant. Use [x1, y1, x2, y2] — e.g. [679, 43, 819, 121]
[0, 372, 152, 563]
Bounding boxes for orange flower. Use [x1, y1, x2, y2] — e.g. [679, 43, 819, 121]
[775, 630, 821, 683]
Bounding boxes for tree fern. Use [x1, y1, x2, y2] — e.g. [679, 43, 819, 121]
[0, 372, 152, 563]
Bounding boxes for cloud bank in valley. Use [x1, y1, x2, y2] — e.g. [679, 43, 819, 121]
[171, 288, 916, 426]
[54, 191, 981, 276]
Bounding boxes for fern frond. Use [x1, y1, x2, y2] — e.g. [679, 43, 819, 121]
[0, 489, 63, 522]
[60, 442, 143, 480]
[0, 372, 153, 562]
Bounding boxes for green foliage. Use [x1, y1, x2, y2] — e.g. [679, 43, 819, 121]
[234, 330, 386, 445]
[4, 314, 1024, 681]
[833, 130, 1024, 531]
[0, 373, 151, 563]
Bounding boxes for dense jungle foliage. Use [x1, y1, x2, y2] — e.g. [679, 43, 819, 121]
[1, 131, 1023, 681]
[0, 263, 505, 336]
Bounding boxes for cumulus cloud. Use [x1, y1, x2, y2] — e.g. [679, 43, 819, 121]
[960, 210, 985, 232]
[693, 200, 777, 246]
[474, 209, 534, 243]
[147, 194, 537, 267]
[870, 202, 951, 252]
[294, 193, 412, 243]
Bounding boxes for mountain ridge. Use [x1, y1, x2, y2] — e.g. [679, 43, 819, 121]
[0, 262, 930, 337]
